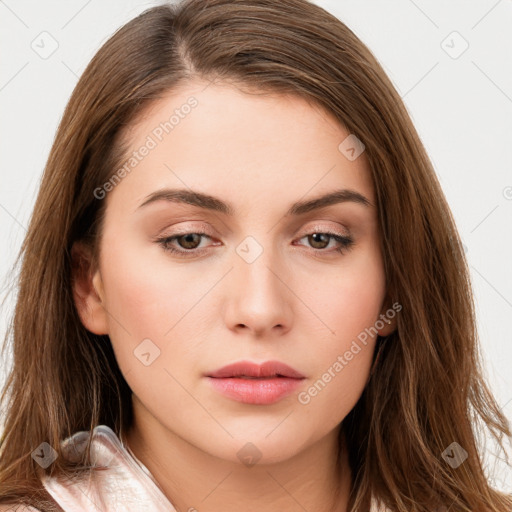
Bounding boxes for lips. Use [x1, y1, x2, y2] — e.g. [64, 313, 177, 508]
[206, 360, 305, 379]
[205, 360, 306, 405]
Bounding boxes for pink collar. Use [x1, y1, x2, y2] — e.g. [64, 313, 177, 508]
[41, 425, 177, 511]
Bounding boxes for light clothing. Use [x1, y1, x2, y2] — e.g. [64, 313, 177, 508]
[41, 425, 177, 511]
[25, 425, 387, 511]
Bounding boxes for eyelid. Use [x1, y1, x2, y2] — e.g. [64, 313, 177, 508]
[155, 223, 355, 259]
[298, 222, 350, 237]
[157, 221, 349, 239]
[156, 218, 351, 237]
[157, 222, 215, 237]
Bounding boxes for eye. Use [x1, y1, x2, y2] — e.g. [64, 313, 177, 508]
[295, 231, 354, 255]
[156, 231, 214, 257]
[155, 230, 355, 258]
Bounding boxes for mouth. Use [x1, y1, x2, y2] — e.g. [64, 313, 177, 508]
[219, 375, 291, 379]
[206, 360, 306, 380]
[205, 360, 305, 404]
[205, 375, 304, 405]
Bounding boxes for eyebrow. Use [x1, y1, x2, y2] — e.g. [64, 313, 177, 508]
[136, 187, 373, 216]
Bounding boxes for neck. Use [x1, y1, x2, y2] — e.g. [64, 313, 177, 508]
[123, 398, 352, 512]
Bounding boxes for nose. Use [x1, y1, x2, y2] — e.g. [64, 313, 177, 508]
[223, 240, 293, 338]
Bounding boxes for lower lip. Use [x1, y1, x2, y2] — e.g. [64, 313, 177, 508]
[206, 377, 304, 405]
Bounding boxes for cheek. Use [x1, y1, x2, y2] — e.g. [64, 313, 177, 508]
[297, 345, 372, 435]
[294, 247, 385, 420]
[301, 243, 386, 345]
[98, 237, 204, 368]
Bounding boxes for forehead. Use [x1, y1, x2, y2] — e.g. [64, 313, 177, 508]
[108, 80, 376, 216]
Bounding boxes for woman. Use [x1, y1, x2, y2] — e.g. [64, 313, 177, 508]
[0, 0, 510, 511]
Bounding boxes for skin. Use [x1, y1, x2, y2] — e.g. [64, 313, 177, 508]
[72, 79, 396, 512]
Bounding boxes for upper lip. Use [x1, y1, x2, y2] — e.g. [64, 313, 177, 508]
[206, 360, 305, 379]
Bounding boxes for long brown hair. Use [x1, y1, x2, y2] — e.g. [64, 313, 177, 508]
[1, 1, 511, 510]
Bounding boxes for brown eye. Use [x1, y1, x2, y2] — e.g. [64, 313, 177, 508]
[297, 231, 354, 255]
[176, 233, 202, 250]
[156, 231, 213, 257]
[307, 233, 330, 250]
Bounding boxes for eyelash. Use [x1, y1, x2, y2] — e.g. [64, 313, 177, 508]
[155, 230, 355, 258]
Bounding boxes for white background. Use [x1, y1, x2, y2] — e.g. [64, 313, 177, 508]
[0, 0, 511, 490]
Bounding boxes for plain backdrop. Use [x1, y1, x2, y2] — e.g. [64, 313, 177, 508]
[1, 0, 511, 490]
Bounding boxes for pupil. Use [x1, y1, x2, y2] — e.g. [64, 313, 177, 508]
[310, 233, 328, 249]
[181, 234, 200, 249]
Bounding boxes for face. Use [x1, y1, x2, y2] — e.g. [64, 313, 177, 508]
[73, 79, 393, 465]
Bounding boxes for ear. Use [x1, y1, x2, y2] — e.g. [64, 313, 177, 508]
[376, 294, 398, 337]
[70, 241, 109, 335]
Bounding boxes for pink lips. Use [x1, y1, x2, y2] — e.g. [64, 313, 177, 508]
[205, 360, 306, 405]
[207, 360, 305, 379]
